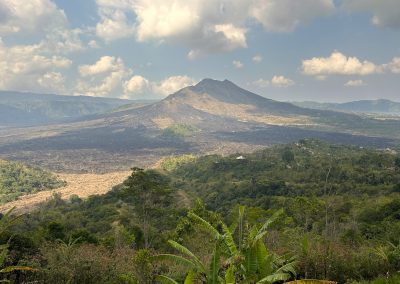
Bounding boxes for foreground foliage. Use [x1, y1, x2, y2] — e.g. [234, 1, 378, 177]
[156, 208, 296, 283]
[1, 140, 400, 283]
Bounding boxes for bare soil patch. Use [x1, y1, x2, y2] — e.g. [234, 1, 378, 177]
[0, 171, 131, 214]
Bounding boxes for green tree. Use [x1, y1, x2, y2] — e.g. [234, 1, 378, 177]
[124, 168, 173, 249]
[281, 147, 295, 164]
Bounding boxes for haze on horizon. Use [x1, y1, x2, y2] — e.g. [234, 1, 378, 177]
[0, 0, 399, 103]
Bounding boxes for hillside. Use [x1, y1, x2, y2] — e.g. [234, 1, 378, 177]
[4, 140, 400, 283]
[294, 99, 400, 115]
[0, 91, 136, 127]
[0, 79, 399, 172]
[163, 139, 400, 212]
[0, 159, 65, 203]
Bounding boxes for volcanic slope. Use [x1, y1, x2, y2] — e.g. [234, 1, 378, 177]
[0, 79, 398, 172]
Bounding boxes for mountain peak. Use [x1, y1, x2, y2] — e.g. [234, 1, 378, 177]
[195, 78, 235, 88]
[165, 78, 278, 107]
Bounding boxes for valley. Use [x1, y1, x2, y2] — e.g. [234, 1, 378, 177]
[0, 81, 399, 284]
[0, 79, 399, 173]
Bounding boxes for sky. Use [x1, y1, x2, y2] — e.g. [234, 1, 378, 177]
[0, 0, 399, 102]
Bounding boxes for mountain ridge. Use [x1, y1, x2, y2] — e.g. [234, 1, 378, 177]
[0, 90, 135, 127]
[0, 79, 399, 172]
[294, 99, 400, 115]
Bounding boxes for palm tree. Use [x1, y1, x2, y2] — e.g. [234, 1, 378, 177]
[154, 207, 296, 283]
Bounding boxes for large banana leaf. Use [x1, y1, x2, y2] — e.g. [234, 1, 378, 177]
[208, 243, 221, 284]
[168, 240, 206, 272]
[156, 275, 179, 284]
[188, 212, 221, 241]
[254, 209, 284, 243]
[222, 223, 238, 257]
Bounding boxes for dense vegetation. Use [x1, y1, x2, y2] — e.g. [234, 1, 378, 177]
[0, 159, 65, 203]
[0, 140, 400, 283]
[161, 124, 199, 139]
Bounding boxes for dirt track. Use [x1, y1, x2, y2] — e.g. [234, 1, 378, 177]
[0, 171, 131, 214]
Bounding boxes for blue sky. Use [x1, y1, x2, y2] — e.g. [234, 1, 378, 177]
[0, 0, 399, 102]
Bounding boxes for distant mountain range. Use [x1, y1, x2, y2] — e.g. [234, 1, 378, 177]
[0, 91, 154, 127]
[293, 99, 400, 115]
[0, 79, 398, 172]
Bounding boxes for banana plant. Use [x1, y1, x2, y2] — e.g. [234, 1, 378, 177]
[154, 207, 296, 284]
[239, 209, 296, 283]
[154, 239, 224, 284]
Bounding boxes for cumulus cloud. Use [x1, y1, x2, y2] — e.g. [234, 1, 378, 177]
[76, 56, 195, 98]
[271, 76, 295, 87]
[233, 60, 244, 69]
[94, 0, 336, 57]
[123, 75, 150, 94]
[0, 40, 71, 92]
[37, 72, 66, 92]
[0, 0, 67, 36]
[253, 76, 295, 88]
[0, 0, 85, 54]
[76, 70, 129, 97]
[386, 57, 400, 74]
[152, 75, 197, 96]
[96, 5, 135, 42]
[344, 79, 365, 87]
[250, 0, 335, 32]
[252, 55, 263, 63]
[76, 55, 132, 97]
[302, 51, 383, 77]
[343, 0, 400, 29]
[79, 56, 125, 76]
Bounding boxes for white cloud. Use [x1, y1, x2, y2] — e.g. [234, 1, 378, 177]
[252, 55, 263, 63]
[134, 0, 200, 41]
[271, 75, 295, 87]
[250, 0, 335, 32]
[123, 75, 150, 94]
[75, 69, 129, 97]
[233, 60, 244, 69]
[302, 51, 382, 77]
[0, 0, 84, 54]
[88, 40, 100, 49]
[152, 75, 197, 96]
[344, 79, 365, 87]
[94, 0, 336, 57]
[43, 28, 85, 54]
[96, 7, 135, 41]
[79, 56, 125, 76]
[37, 72, 66, 92]
[0, 0, 67, 36]
[76, 55, 132, 97]
[386, 57, 400, 74]
[253, 75, 295, 88]
[343, 0, 400, 29]
[0, 40, 71, 92]
[76, 55, 195, 98]
[213, 24, 247, 49]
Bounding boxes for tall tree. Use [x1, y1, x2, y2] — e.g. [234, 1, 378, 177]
[124, 167, 172, 249]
